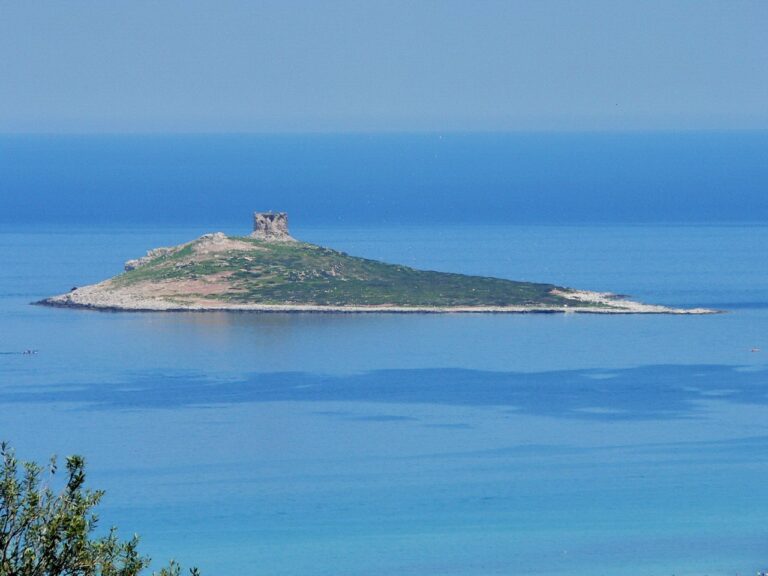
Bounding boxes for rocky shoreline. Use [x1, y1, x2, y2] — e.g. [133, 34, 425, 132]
[37, 285, 717, 315]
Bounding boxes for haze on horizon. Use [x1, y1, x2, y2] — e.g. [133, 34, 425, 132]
[1, 0, 767, 134]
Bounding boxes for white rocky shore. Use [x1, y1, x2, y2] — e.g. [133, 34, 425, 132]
[39, 283, 715, 315]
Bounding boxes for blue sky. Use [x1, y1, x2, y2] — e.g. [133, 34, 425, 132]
[1, 0, 766, 133]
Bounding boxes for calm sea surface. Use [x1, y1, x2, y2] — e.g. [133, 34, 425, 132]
[1, 221, 767, 575]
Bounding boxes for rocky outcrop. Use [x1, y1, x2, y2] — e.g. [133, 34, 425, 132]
[38, 285, 718, 314]
[124, 246, 176, 271]
[251, 212, 294, 241]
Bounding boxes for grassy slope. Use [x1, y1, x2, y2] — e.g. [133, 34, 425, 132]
[112, 236, 577, 307]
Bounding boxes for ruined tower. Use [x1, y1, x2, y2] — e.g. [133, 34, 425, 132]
[251, 212, 294, 241]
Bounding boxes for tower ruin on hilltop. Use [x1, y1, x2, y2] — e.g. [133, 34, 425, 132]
[251, 212, 294, 241]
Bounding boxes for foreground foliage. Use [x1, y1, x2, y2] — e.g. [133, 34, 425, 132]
[0, 443, 198, 576]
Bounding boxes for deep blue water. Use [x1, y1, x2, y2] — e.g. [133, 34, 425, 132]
[1, 219, 768, 575]
[2, 132, 768, 226]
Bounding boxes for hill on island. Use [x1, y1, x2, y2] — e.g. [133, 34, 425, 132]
[39, 213, 712, 314]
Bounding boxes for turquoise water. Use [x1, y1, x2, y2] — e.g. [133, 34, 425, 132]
[1, 223, 768, 575]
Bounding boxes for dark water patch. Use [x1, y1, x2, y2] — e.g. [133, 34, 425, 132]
[3, 364, 768, 421]
[624, 434, 768, 458]
[347, 414, 418, 422]
[312, 410, 418, 423]
[424, 423, 474, 430]
[423, 434, 768, 459]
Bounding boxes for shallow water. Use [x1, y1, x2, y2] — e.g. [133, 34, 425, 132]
[1, 223, 767, 575]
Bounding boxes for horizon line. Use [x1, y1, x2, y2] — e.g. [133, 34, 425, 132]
[2, 128, 768, 137]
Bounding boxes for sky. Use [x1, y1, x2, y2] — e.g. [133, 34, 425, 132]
[1, 0, 767, 133]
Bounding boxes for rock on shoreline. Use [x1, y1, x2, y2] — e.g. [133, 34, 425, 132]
[37, 284, 716, 315]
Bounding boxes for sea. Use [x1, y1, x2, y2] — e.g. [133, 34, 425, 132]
[1, 133, 767, 575]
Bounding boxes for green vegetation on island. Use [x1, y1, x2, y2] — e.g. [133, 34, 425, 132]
[113, 235, 572, 308]
[40, 213, 710, 313]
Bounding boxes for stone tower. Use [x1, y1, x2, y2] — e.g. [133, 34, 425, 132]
[251, 212, 294, 241]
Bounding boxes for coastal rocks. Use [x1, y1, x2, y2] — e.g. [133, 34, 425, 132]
[250, 212, 294, 241]
[192, 232, 256, 255]
[124, 233, 251, 271]
[38, 278, 719, 314]
[38, 295, 720, 314]
[124, 246, 176, 271]
[550, 289, 717, 315]
[200, 232, 227, 242]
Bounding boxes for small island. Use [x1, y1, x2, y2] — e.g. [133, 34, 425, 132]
[39, 213, 714, 314]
